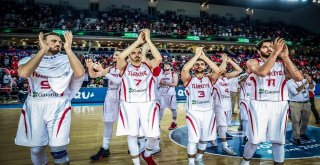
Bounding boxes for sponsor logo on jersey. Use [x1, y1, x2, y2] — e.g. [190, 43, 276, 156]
[129, 88, 147, 93]
[191, 100, 210, 105]
[259, 88, 280, 95]
[32, 91, 62, 97]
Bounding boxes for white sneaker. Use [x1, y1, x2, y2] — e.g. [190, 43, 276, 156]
[188, 163, 196, 165]
[211, 140, 218, 147]
[195, 158, 205, 165]
[151, 147, 161, 155]
[223, 146, 237, 156]
[240, 159, 250, 165]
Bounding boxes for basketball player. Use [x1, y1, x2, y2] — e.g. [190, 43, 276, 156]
[240, 38, 303, 165]
[159, 62, 178, 130]
[211, 53, 242, 156]
[15, 32, 84, 165]
[85, 51, 122, 160]
[116, 29, 162, 165]
[181, 47, 221, 165]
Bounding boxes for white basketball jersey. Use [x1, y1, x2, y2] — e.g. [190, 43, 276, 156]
[213, 77, 232, 110]
[185, 76, 213, 111]
[159, 71, 176, 95]
[249, 59, 288, 101]
[120, 63, 155, 103]
[27, 72, 68, 99]
[105, 67, 120, 102]
[240, 74, 252, 101]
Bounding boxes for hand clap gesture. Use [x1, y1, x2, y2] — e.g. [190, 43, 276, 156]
[38, 32, 49, 52]
[272, 37, 286, 55]
[64, 31, 73, 51]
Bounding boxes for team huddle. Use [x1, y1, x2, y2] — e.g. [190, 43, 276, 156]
[14, 29, 303, 165]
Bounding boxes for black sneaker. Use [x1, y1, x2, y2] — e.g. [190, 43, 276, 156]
[90, 148, 110, 160]
[293, 139, 301, 145]
[300, 134, 310, 140]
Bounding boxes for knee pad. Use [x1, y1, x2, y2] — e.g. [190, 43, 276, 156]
[51, 146, 69, 164]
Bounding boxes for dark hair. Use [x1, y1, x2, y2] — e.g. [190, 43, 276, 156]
[196, 59, 206, 64]
[43, 32, 60, 39]
[256, 39, 272, 50]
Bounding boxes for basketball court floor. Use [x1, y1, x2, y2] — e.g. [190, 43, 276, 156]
[0, 103, 320, 165]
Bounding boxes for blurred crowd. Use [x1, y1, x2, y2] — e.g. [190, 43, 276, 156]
[0, 1, 317, 42]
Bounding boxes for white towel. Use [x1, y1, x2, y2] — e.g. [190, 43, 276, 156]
[19, 53, 82, 95]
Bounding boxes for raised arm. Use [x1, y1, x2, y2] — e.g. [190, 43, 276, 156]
[117, 31, 145, 72]
[279, 44, 303, 81]
[18, 32, 48, 78]
[225, 57, 243, 79]
[181, 47, 202, 85]
[247, 38, 284, 77]
[143, 29, 162, 69]
[200, 51, 221, 82]
[64, 31, 85, 77]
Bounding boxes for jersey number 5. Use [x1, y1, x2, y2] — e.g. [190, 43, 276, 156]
[40, 80, 51, 89]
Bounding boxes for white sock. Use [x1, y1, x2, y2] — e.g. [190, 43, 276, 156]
[132, 157, 140, 165]
[188, 158, 195, 164]
[272, 143, 285, 163]
[103, 122, 113, 150]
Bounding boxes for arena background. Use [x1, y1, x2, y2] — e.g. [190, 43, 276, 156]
[0, 0, 320, 164]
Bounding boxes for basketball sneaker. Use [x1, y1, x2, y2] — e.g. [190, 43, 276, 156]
[141, 151, 157, 165]
[168, 122, 177, 130]
[223, 146, 237, 156]
[151, 147, 161, 155]
[90, 148, 110, 160]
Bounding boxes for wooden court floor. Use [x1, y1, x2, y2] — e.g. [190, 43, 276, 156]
[1, 103, 320, 165]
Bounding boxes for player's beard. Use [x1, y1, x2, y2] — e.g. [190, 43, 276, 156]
[195, 68, 205, 74]
[49, 46, 60, 54]
[260, 51, 272, 59]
